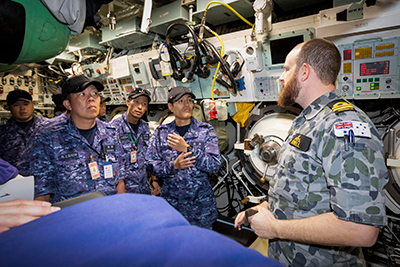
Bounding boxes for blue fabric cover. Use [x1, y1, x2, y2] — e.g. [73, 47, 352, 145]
[0, 158, 19, 183]
[0, 194, 282, 267]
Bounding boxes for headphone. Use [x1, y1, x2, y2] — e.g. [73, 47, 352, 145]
[200, 40, 239, 96]
[165, 22, 210, 83]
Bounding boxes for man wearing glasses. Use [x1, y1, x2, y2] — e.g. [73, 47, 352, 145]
[32, 75, 126, 203]
[111, 88, 160, 195]
[146, 86, 221, 229]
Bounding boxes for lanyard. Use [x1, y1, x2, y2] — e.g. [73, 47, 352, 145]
[86, 139, 107, 161]
[123, 116, 142, 150]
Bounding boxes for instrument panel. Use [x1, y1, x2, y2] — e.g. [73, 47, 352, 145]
[338, 37, 399, 99]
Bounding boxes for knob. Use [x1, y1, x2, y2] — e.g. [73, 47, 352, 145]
[343, 76, 348, 81]
[342, 85, 349, 91]
[260, 177, 266, 183]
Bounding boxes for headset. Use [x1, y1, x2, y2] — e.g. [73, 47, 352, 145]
[165, 22, 210, 83]
[201, 39, 239, 96]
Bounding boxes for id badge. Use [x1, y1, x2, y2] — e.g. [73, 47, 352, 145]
[104, 162, 113, 179]
[131, 151, 137, 163]
[89, 162, 100, 179]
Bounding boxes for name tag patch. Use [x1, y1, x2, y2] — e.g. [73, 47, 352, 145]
[143, 134, 149, 141]
[120, 135, 130, 143]
[289, 134, 311, 152]
[59, 152, 78, 160]
[334, 121, 371, 138]
[104, 145, 115, 153]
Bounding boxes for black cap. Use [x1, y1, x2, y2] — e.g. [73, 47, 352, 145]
[100, 96, 111, 103]
[7, 89, 32, 105]
[168, 86, 195, 103]
[62, 75, 104, 100]
[128, 88, 151, 102]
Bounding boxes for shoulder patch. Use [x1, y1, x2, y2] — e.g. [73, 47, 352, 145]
[334, 121, 372, 138]
[209, 131, 217, 137]
[289, 134, 311, 152]
[327, 99, 355, 115]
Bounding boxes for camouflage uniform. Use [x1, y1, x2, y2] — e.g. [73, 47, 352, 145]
[32, 116, 125, 203]
[268, 91, 388, 266]
[42, 112, 69, 127]
[111, 112, 151, 194]
[0, 114, 47, 176]
[146, 117, 221, 229]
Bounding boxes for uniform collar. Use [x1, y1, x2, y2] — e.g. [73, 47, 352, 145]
[8, 114, 40, 134]
[122, 112, 146, 134]
[302, 91, 337, 121]
[67, 117, 108, 140]
[171, 116, 197, 137]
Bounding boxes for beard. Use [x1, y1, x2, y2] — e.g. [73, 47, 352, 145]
[277, 73, 301, 108]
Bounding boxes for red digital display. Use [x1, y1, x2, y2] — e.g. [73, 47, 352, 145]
[343, 49, 352, 61]
[360, 61, 389, 76]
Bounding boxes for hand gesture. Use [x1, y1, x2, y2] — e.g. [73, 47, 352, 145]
[174, 152, 195, 170]
[168, 133, 188, 152]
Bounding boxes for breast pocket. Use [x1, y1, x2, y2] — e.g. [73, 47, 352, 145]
[56, 152, 88, 194]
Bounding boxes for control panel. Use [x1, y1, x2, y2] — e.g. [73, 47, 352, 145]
[106, 78, 126, 105]
[117, 76, 135, 104]
[338, 37, 399, 99]
[0, 74, 39, 101]
[253, 76, 281, 100]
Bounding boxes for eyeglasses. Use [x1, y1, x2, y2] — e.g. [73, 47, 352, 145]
[131, 88, 151, 96]
[174, 99, 195, 105]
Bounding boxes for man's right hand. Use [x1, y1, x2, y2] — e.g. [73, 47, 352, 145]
[173, 152, 195, 170]
[0, 199, 60, 234]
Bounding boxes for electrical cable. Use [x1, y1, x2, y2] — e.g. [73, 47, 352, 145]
[166, 22, 204, 83]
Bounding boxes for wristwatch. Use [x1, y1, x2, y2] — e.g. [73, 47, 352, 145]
[186, 145, 193, 153]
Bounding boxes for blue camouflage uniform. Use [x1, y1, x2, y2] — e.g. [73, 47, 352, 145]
[111, 112, 151, 194]
[268, 91, 389, 266]
[146, 117, 221, 229]
[41, 112, 69, 128]
[0, 114, 47, 176]
[32, 116, 126, 203]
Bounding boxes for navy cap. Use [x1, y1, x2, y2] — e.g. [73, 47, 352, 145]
[168, 86, 195, 103]
[100, 96, 111, 103]
[128, 88, 151, 102]
[6, 89, 32, 105]
[62, 75, 104, 100]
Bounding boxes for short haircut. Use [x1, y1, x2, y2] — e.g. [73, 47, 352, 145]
[295, 38, 341, 85]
